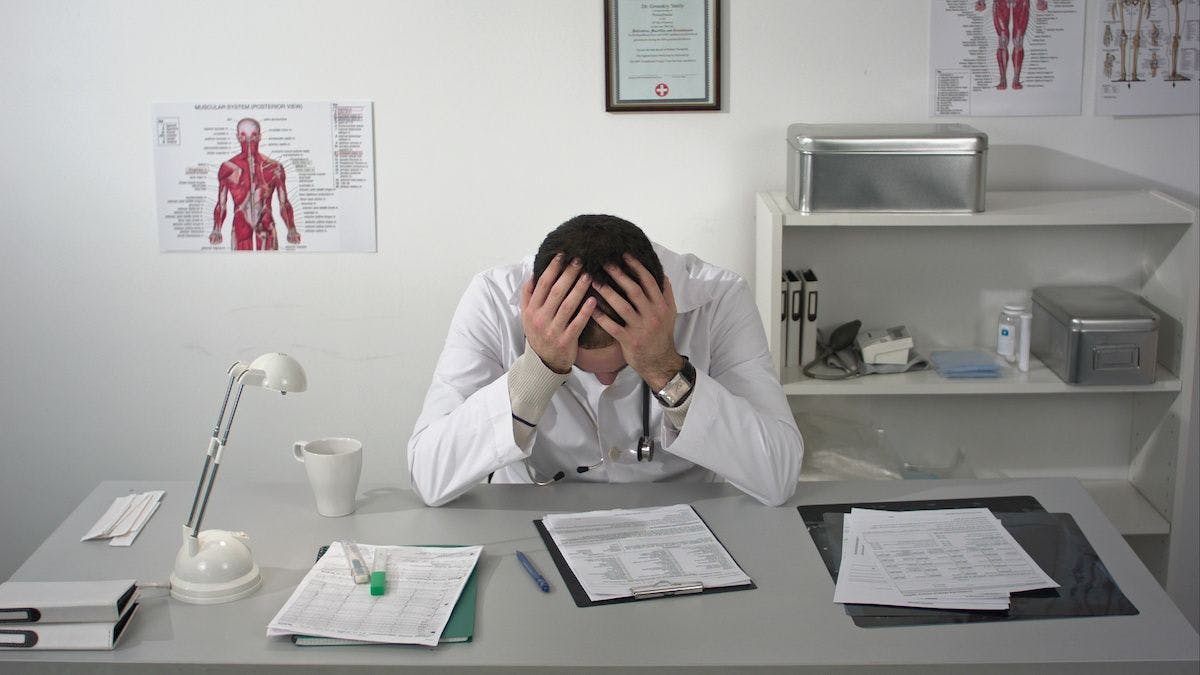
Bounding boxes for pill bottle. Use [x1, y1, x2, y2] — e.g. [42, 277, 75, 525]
[996, 304, 1026, 363]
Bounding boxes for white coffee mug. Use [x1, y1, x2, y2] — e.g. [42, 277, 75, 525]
[293, 437, 363, 517]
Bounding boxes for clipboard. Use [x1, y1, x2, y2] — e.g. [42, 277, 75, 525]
[533, 507, 756, 608]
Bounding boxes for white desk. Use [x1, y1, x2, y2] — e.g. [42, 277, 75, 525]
[1, 478, 1197, 673]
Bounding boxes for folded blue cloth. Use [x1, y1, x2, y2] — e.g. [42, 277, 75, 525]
[929, 350, 1002, 378]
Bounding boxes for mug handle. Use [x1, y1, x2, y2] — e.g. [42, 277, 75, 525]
[293, 442, 306, 463]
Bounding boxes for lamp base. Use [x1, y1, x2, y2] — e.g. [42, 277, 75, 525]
[169, 526, 262, 604]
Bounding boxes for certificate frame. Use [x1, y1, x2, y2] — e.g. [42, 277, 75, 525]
[604, 0, 721, 112]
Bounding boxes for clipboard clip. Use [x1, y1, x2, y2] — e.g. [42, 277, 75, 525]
[629, 579, 704, 600]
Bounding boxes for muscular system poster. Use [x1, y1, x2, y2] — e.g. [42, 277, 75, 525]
[930, 0, 1086, 116]
[154, 101, 376, 252]
[1095, 0, 1199, 115]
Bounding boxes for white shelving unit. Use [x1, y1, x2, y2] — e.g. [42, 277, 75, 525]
[755, 189, 1197, 589]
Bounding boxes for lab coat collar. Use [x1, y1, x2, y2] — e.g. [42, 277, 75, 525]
[508, 243, 706, 314]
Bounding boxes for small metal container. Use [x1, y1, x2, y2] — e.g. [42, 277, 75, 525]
[786, 123, 988, 213]
[1031, 286, 1159, 386]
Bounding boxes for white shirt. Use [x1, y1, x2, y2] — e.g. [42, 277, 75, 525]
[407, 244, 803, 506]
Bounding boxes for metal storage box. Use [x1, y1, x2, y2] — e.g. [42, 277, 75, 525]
[786, 123, 987, 213]
[1031, 286, 1159, 386]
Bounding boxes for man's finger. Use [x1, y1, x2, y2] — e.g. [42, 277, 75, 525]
[592, 281, 636, 321]
[553, 272, 591, 330]
[622, 254, 664, 306]
[530, 253, 566, 307]
[544, 257, 583, 315]
[591, 310, 625, 341]
[564, 297, 597, 339]
[604, 263, 649, 310]
[520, 278, 534, 312]
[661, 276, 677, 315]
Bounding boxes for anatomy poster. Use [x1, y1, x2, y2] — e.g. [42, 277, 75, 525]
[1095, 0, 1199, 115]
[931, 0, 1086, 116]
[154, 101, 376, 252]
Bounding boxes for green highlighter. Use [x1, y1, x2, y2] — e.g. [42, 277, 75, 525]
[370, 549, 388, 596]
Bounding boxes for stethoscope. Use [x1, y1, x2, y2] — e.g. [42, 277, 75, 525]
[523, 381, 656, 486]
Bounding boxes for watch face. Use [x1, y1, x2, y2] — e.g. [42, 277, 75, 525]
[655, 357, 695, 408]
[658, 372, 691, 407]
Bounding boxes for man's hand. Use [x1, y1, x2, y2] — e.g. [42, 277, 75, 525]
[520, 254, 596, 373]
[209, 230, 223, 245]
[287, 228, 301, 244]
[591, 254, 682, 391]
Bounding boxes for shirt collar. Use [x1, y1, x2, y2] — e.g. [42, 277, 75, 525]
[507, 242, 705, 314]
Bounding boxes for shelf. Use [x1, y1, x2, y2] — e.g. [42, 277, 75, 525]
[762, 190, 1195, 228]
[780, 355, 1182, 396]
[1079, 480, 1170, 536]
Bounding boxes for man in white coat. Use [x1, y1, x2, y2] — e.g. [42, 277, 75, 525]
[408, 215, 802, 506]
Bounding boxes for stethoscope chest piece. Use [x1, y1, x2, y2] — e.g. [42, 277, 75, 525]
[636, 435, 655, 462]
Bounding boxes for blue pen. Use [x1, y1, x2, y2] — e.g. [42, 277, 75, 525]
[515, 550, 550, 593]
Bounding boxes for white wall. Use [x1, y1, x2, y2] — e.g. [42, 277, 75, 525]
[1, 0, 1197, 614]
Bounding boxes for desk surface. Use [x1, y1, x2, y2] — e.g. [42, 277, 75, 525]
[1, 478, 1197, 673]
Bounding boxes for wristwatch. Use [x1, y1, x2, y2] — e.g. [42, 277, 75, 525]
[653, 356, 696, 408]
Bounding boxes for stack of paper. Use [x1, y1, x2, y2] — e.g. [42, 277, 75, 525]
[833, 508, 1058, 610]
[267, 544, 482, 647]
[81, 491, 164, 546]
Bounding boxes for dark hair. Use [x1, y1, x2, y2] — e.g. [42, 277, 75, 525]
[532, 214, 664, 349]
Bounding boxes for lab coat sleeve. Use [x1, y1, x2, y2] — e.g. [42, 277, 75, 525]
[407, 274, 529, 506]
[659, 279, 803, 506]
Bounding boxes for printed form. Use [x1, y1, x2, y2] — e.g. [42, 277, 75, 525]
[267, 544, 481, 647]
[542, 504, 750, 601]
[833, 508, 1057, 610]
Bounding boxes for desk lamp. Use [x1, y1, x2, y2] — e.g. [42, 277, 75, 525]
[169, 353, 307, 604]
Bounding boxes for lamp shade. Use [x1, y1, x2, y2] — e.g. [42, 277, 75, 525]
[242, 352, 308, 393]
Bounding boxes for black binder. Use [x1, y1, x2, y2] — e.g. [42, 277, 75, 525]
[533, 507, 756, 608]
[798, 495, 1138, 627]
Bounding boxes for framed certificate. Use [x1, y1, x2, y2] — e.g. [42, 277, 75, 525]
[604, 0, 721, 112]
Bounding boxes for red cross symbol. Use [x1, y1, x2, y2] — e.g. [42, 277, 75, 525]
[654, 82, 670, 97]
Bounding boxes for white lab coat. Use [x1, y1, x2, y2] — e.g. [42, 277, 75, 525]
[407, 244, 803, 507]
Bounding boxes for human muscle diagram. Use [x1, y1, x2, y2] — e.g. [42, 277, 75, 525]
[1095, 0, 1198, 115]
[210, 118, 298, 250]
[930, 0, 1085, 116]
[154, 101, 376, 253]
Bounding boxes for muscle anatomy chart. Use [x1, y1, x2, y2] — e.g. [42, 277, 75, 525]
[931, 0, 1086, 116]
[1095, 0, 1198, 115]
[155, 101, 376, 253]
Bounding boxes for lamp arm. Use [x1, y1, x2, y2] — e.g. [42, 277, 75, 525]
[184, 363, 246, 529]
[190, 379, 246, 537]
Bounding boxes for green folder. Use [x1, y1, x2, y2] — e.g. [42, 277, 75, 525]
[292, 545, 478, 646]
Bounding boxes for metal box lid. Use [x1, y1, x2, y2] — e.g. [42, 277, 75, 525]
[787, 123, 988, 154]
[1032, 286, 1159, 332]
